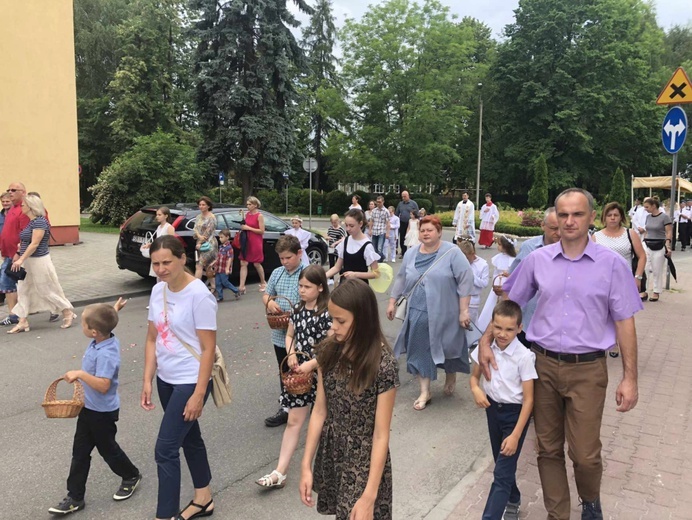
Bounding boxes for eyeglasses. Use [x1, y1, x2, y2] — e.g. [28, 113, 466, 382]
[6, 189, 23, 193]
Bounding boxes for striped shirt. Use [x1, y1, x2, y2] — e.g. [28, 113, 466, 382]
[327, 225, 346, 248]
[19, 217, 50, 257]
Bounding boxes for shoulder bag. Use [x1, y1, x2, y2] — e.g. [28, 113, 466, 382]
[395, 247, 454, 320]
[162, 287, 232, 408]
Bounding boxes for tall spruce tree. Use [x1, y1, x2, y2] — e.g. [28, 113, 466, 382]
[608, 167, 628, 207]
[301, 0, 344, 190]
[191, 0, 312, 198]
[528, 154, 549, 209]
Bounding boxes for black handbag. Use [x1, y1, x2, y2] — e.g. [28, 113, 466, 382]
[4, 262, 27, 281]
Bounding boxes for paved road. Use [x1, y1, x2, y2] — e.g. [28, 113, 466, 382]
[0, 229, 502, 519]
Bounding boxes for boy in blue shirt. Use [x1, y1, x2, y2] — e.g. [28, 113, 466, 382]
[470, 300, 537, 520]
[49, 303, 141, 515]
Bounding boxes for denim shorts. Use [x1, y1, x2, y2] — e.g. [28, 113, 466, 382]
[0, 257, 18, 293]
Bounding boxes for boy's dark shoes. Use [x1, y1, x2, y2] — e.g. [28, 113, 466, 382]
[580, 497, 603, 520]
[503, 502, 520, 520]
[264, 409, 288, 427]
[0, 314, 18, 326]
[48, 496, 85, 515]
[113, 473, 142, 501]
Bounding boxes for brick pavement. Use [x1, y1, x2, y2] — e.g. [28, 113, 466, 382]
[443, 261, 692, 519]
[0, 232, 151, 319]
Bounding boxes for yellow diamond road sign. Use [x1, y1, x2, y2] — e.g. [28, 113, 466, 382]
[657, 67, 692, 105]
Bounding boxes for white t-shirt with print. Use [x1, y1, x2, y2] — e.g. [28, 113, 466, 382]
[148, 279, 218, 385]
[336, 235, 380, 267]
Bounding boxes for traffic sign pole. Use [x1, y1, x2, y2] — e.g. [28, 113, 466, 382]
[302, 158, 318, 229]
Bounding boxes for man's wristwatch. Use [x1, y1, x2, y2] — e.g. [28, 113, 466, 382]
[635, 275, 643, 280]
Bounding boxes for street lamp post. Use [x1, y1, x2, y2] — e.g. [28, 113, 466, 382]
[475, 83, 483, 208]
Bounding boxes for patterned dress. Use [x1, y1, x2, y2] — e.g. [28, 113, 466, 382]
[280, 304, 331, 409]
[193, 213, 218, 269]
[313, 348, 400, 520]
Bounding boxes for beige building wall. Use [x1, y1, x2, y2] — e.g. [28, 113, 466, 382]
[0, 0, 80, 244]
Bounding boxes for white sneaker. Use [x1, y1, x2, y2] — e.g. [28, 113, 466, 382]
[391, 258, 396, 263]
[328, 279, 334, 286]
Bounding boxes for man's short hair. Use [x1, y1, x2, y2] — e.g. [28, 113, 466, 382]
[555, 188, 595, 212]
[276, 234, 301, 254]
[492, 300, 522, 326]
[84, 304, 119, 336]
[376, 195, 384, 202]
[543, 207, 556, 224]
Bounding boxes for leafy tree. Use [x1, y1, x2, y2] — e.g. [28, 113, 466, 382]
[108, 0, 190, 149]
[528, 154, 549, 208]
[73, 0, 131, 206]
[88, 131, 204, 225]
[486, 0, 666, 200]
[190, 0, 312, 200]
[331, 0, 494, 188]
[300, 0, 347, 190]
[608, 167, 628, 206]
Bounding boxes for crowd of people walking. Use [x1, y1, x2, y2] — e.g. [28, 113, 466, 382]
[2, 181, 680, 520]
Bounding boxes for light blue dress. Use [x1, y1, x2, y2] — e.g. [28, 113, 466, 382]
[392, 242, 473, 379]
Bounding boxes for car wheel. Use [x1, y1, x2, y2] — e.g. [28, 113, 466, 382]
[307, 246, 324, 265]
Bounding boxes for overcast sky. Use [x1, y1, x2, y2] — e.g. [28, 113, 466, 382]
[291, 0, 692, 40]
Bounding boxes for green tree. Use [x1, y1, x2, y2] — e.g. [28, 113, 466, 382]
[73, 0, 131, 206]
[486, 0, 666, 200]
[191, 0, 312, 199]
[88, 131, 204, 225]
[608, 167, 628, 206]
[107, 0, 190, 149]
[300, 0, 347, 190]
[528, 154, 549, 208]
[331, 0, 494, 188]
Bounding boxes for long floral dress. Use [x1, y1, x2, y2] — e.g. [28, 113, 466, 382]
[280, 304, 331, 409]
[193, 213, 218, 269]
[313, 347, 400, 520]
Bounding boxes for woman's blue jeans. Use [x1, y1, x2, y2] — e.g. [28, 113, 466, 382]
[155, 377, 212, 518]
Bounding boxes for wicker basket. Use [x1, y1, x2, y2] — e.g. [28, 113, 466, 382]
[42, 378, 85, 419]
[265, 295, 293, 330]
[492, 274, 507, 295]
[281, 351, 315, 395]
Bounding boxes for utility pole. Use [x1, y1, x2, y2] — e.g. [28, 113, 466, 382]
[475, 83, 483, 208]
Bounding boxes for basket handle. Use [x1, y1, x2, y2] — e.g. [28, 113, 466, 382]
[280, 350, 311, 376]
[43, 378, 85, 404]
[265, 294, 293, 313]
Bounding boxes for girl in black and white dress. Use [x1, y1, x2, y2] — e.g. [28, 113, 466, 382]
[255, 265, 332, 489]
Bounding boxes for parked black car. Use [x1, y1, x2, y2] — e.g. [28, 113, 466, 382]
[116, 203, 328, 279]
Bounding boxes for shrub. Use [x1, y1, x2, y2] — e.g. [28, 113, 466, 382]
[413, 198, 433, 214]
[437, 210, 541, 236]
[519, 209, 544, 227]
[88, 130, 204, 226]
[256, 189, 284, 214]
[324, 190, 351, 215]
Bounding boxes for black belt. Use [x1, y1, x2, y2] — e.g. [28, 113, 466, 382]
[531, 343, 605, 364]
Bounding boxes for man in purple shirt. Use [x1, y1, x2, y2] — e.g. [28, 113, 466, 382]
[478, 188, 642, 520]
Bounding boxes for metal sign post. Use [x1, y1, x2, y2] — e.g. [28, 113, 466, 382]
[218, 172, 225, 203]
[302, 157, 318, 228]
[282, 172, 290, 215]
[661, 106, 687, 289]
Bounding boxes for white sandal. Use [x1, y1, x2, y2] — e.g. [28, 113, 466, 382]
[256, 470, 286, 489]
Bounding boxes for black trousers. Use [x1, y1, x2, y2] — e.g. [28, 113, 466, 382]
[67, 408, 139, 501]
[679, 221, 689, 249]
[399, 223, 408, 256]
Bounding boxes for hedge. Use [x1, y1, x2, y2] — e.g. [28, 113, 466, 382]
[437, 211, 542, 237]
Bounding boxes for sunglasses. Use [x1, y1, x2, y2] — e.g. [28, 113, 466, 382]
[6, 189, 23, 193]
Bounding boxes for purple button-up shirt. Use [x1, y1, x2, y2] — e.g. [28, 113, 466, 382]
[503, 239, 643, 354]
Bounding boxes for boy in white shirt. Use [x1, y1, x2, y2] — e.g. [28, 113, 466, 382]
[459, 240, 488, 323]
[470, 300, 537, 520]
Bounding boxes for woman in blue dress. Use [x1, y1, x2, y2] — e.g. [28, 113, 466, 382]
[387, 215, 473, 410]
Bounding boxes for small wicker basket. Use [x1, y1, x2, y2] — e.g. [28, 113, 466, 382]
[281, 351, 315, 395]
[265, 295, 293, 330]
[42, 378, 85, 419]
[492, 274, 507, 294]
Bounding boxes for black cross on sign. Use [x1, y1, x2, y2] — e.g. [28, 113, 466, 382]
[671, 82, 687, 99]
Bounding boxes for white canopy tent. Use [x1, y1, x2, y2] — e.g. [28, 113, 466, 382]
[631, 175, 692, 209]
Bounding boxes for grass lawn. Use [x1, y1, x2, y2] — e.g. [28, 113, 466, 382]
[80, 217, 120, 234]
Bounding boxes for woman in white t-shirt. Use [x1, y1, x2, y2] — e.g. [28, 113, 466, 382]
[142, 206, 176, 278]
[325, 208, 380, 285]
[284, 215, 311, 266]
[141, 235, 218, 520]
[348, 194, 362, 211]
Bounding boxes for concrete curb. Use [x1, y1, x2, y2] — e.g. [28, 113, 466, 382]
[423, 448, 494, 520]
[69, 288, 153, 309]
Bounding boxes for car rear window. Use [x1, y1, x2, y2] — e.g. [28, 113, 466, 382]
[124, 211, 157, 231]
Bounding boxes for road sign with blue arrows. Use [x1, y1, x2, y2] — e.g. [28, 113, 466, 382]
[662, 106, 687, 154]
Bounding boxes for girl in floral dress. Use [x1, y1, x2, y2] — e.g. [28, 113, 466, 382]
[300, 279, 399, 520]
[256, 265, 332, 489]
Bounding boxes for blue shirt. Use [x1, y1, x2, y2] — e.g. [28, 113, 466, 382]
[81, 335, 121, 412]
[508, 235, 545, 328]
